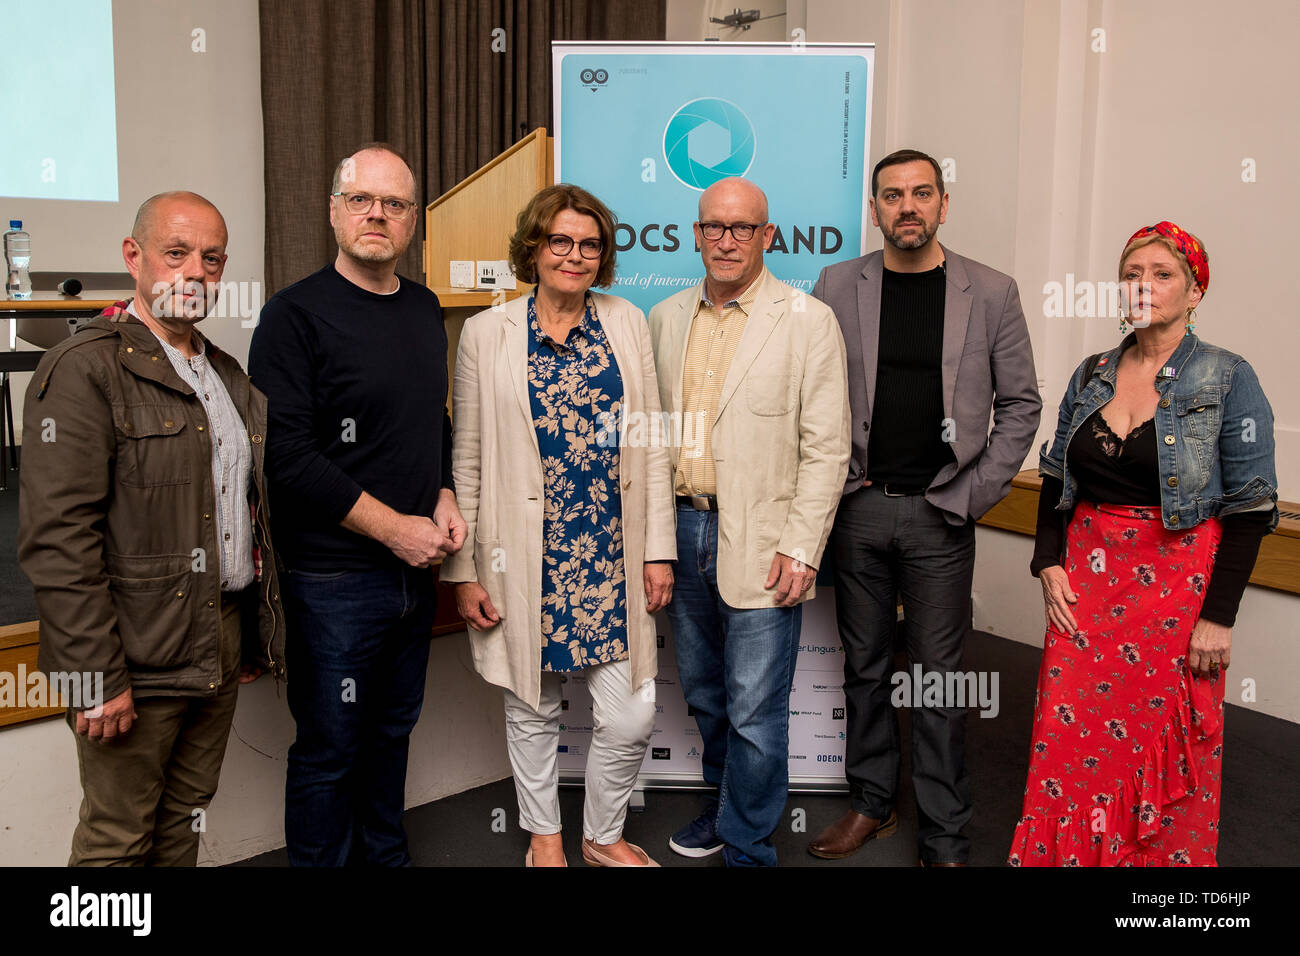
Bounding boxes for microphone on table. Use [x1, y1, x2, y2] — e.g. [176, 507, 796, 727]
[57, 278, 82, 296]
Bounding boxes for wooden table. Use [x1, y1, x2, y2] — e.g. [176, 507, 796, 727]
[1, 292, 131, 490]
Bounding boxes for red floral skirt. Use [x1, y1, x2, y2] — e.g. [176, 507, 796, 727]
[1008, 502, 1224, 867]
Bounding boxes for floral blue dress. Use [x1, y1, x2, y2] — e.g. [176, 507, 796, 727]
[527, 296, 628, 672]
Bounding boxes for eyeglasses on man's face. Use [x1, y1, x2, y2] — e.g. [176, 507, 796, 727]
[332, 192, 417, 220]
[546, 234, 603, 259]
[698, 221, 764, 242]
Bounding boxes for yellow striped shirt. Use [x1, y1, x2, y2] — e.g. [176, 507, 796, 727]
[674, 270, 766, 497]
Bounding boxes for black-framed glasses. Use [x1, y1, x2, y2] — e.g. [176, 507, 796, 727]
[547, 234, 603, 259]
[698, 221, 764, 242]
[332, 192, 417, 220]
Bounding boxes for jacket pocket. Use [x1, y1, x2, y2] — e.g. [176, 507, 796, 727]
[114, 404, 192, 487]
[1175, 387, 1222, 442]
[105, 557, 195, 670]
[745, 373, 795, 417]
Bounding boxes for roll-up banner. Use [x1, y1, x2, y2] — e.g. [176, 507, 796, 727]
[552, 41, 875, 790]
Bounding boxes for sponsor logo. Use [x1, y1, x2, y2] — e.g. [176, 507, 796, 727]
[579, 67, 609, 91]
[651, 747, 671, 760]
[798, 643, 842, 656]
[832, 707, 845, 719]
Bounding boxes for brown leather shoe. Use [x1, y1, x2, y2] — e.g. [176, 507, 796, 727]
[807, 808, 898, 859]
[916, 859, 967, 867]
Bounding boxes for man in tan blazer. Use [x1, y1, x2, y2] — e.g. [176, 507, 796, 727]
[647, 177, 850, 867]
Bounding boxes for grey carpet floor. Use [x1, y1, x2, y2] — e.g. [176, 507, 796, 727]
[237, 630, 1300, 867]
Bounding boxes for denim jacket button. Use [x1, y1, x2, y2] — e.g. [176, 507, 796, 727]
[1167, 476, 1178, 487]
[1159, 398, 1171, 408]
[1169, 514, 1179, 525]
[1164, 435, 1176, 445]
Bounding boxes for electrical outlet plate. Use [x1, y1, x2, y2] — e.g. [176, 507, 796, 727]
[449, 260, 476, 289]
[476, 260, 517, 291]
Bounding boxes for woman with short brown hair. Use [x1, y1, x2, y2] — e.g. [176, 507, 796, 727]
[442, 183, 676, 867]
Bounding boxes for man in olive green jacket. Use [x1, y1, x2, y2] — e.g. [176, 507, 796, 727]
[17, 191, 284, 866]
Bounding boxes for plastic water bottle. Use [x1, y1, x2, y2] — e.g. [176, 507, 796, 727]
[5, 220, 31, 299]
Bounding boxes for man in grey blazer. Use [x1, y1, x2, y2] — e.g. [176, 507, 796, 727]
[806, 149, 1041, 866]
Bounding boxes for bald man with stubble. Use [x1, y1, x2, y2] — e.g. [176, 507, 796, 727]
[19, 191, 284, 865]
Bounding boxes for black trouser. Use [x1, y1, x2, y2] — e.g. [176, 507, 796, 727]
[829, 485, 976, 863]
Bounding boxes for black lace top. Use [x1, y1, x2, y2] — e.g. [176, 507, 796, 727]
[1032, 408, 1270, 626]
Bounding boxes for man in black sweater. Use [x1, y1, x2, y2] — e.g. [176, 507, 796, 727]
[248, 142, 466, 866]
[806, 149, 1041, 866]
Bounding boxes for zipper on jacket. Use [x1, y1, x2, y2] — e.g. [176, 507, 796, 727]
[253, 487, 283, 681]
[242, 387, 284, 683]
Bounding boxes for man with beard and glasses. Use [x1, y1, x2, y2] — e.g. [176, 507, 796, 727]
[805, 148, 1041, 866]
[249, 142, 466, 866]
[19, 191, 283, 865]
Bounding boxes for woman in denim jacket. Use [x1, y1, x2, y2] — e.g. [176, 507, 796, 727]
[1009, 222, 1278, 867]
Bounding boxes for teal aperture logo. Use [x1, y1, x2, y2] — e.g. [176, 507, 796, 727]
[663, 98, 756, 191]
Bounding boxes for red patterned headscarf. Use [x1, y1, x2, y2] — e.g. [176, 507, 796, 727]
[1124, 221, 1209, 296]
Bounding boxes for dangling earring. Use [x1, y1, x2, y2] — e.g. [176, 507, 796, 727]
[1119, 308, 1129, 334]
[1185, 307, 1197, 336]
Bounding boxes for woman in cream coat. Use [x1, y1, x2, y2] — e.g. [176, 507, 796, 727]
[441, 184, 676, 868]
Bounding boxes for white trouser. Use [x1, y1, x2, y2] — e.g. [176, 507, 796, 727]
[503, 658, 656, 844]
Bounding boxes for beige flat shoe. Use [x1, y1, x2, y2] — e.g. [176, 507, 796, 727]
[525, 845, 568, 867]
[582, 837, 661, 867]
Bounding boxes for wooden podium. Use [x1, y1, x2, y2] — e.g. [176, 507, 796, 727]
[421, 127, 553, 634]
[423, 126, 552, 307]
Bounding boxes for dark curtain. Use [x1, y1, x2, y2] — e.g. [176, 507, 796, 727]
[259, 0, 667, 292]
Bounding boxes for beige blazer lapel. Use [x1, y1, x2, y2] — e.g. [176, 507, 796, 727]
[502, 297, 540, 456]
[938, 246, 973, 423]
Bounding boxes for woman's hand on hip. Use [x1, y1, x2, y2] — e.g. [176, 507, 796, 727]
[1039, 564, 1079, 635]
[1188, 618, 1232, 678]
[644, 561, 674, 613]
[455, 581, 501, 631]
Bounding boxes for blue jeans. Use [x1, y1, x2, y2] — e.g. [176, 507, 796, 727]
[667, 506, 802, 867]
[284, 563, 436, 866]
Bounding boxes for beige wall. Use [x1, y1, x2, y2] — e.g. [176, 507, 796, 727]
[808, 0, 1300, 722]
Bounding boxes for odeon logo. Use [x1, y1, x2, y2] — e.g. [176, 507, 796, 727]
[663, 97, 756, 191]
